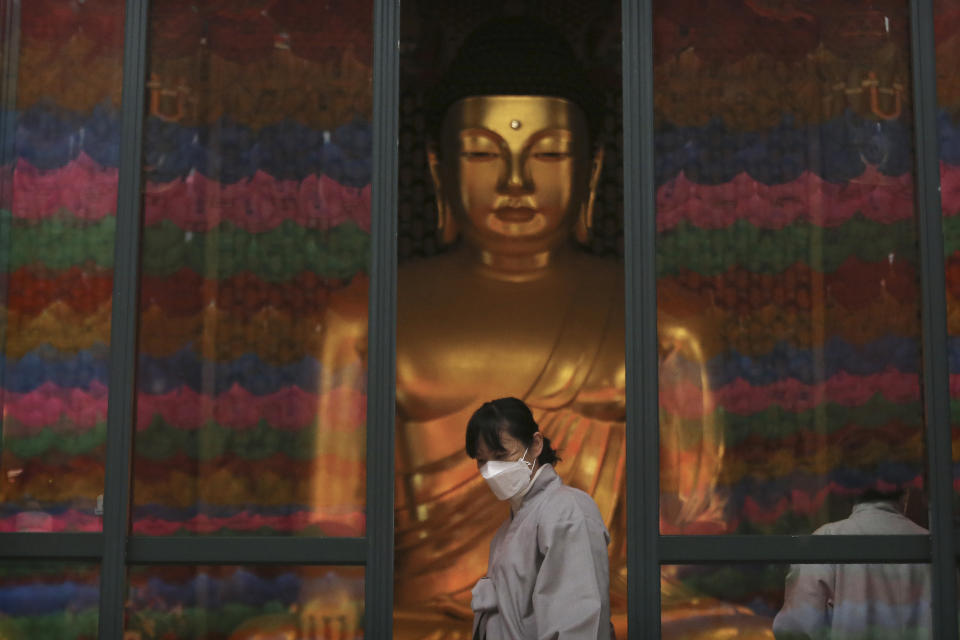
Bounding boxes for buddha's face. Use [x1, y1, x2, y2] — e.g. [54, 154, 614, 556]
[432, 95, 597, 254]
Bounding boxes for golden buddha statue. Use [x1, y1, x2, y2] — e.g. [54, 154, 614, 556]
[386, 19, 624, 637]
[392, 90, 627, 631]
[232, 16, 773, 640]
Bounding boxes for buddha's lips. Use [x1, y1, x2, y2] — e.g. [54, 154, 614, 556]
[485, 211, 546, 235]
[493, 207, 537, 222]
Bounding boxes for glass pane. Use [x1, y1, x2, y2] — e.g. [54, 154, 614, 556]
[125, 565, 363, 639]
[935, 0, 960, 517]
[654, 1, 927, 535]
[663, 563, 932, 640]
[0, 562, 99, 638]
[395, 5, 625, 638]
[132, 2, 372, 535]
[0, 0, 125, 531]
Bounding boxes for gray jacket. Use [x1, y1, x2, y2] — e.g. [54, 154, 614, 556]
[772, 501, 932, 639]
[472, 464, 612, 639]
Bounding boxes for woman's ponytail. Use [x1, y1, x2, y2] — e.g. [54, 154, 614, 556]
[537, 434, 560, 466]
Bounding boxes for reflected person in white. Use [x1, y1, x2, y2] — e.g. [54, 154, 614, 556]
[772, 489, 932, 640]
[466, 397, 613, 639]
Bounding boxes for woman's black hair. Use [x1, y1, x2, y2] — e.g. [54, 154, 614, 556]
[465, 397, 560, 466]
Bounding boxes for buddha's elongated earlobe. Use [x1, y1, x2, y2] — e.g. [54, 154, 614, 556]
[574, 147, 604, 245]
[428, 146, 459, 246]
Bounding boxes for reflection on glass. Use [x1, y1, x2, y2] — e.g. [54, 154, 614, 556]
[125, 566, 363, 640]
[662, 565, 782, 639]
[0, 562, 99, 639]
[394, 8, 625, 638]
[664, 562, 932, 640]
[934, 0, 960, 516]
[0, 0, 125, 531]
[655, 0, 926, 536]
[132, 1, 372, 535]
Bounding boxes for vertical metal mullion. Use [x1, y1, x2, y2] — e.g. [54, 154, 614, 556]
[365, 0, 399, 635]
[0, 0, 19, 170]
[0, 0, 20, 462]
[909, 1, 959, 639]
[98, 0, 149, 637]
[623, 0, 659, 635]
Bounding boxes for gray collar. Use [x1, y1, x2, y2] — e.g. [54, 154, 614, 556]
[852, 500, 900, 516]
[512, 464, 560, 516]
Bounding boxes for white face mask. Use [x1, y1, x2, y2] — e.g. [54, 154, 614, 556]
[480, 448, 534, 501]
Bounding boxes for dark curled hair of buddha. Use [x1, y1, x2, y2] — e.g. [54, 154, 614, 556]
[465, 397, 560, 467]
[426, 17, 603, 144]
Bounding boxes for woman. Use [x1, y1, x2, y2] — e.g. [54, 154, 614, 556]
[465, 397, 613, 639]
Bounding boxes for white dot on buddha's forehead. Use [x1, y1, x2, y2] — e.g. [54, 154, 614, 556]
[510, 119, 522, 130]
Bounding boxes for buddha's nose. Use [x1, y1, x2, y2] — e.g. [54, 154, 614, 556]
[500, 154, 532, 193]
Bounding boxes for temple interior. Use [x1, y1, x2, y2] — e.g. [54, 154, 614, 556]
[0, 0, 957, 638]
